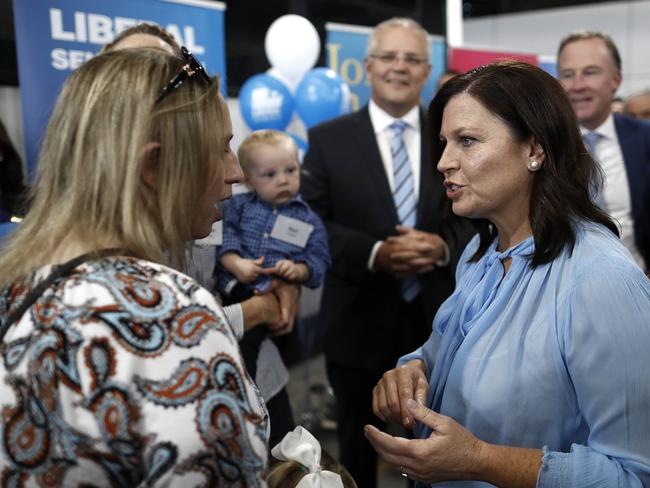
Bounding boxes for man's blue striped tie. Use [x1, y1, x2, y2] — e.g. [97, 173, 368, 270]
[583, 131, 605, 208]
[390, 120, 421, 302]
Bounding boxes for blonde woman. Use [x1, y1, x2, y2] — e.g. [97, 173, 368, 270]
[0, 48, 268, 485]
[103, 24, 302, 449]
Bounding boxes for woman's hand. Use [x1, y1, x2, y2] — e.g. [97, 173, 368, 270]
[366, 400, 542, 487]
[240, 293, 281, 332]
[373, 359, 429, 429]
[267, 282, 301, 336]
[365, 399, 485, 484]
[241, 281, 301, 336]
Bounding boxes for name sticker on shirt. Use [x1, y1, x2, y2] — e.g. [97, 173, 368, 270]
[270, 215, 313, 248]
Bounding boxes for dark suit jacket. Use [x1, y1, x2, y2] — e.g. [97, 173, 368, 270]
[614, 114, 650, 266]
[301, 106, 470, 371]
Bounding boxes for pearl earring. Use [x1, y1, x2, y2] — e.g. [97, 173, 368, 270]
[529, 160, 540, 171]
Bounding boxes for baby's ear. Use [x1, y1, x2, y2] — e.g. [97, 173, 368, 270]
[243, 174, 255, 191]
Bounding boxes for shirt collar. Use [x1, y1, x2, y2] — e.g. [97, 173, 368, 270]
[368, 99, 420, 134]
[580, 113, 616, 140]
[482, 234, 535, 268]
[250, 191, 306, 209]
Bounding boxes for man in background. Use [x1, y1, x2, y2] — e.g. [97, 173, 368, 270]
[302, 17, 470, 487]
[557, 31, 650, 272]
[611, 96, 625, 114]
[625, 90, 650, 120]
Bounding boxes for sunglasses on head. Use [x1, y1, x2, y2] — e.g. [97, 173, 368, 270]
[155, 46, 211, 104]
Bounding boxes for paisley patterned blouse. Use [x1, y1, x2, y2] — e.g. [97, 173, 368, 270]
[0, 256, 269, 486]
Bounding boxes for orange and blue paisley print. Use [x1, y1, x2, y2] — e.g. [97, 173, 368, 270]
[0, 257, 268, 486]
[135, 357, 210, 407]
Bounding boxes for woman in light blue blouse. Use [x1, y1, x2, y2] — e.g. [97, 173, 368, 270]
[365, 61, 650, 487]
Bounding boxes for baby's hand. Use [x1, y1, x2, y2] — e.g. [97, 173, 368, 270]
[272, 260, 309, 283]
[232, 256, 265, 284]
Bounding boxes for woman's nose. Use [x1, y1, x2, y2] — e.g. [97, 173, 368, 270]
[225, 155, 244, 185]
[436, 145, 456, 175]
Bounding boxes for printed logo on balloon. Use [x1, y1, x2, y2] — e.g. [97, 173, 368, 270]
[239, 74, 294, 131]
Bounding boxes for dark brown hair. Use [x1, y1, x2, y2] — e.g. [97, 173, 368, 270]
[428, 60, 618, 266]
[102, 22, 182, 55]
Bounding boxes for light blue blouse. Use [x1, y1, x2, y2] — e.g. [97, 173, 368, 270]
[400, 222, 650, 487]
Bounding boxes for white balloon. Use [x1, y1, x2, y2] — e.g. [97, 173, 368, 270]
[265, 15, 320, 82]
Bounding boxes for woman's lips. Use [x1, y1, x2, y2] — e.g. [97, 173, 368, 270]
[444, 180, 464, 198]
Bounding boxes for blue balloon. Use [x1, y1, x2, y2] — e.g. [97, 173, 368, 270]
[239, 74, 294, 131]
[295, 68, 352, 128]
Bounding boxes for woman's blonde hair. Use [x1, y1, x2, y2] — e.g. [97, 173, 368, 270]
[267, 450, 358, 488]
[0, 48, 224, 287]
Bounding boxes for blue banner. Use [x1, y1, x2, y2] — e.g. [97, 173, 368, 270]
[13, 0, 226, 175]
[325, 22, 446, 112]
[538, 55, 558, 78]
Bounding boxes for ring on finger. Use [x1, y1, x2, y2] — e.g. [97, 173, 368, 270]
[400, 466, 408, 478]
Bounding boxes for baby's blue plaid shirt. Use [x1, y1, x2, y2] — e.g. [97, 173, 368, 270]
[215, 192, 331, 295]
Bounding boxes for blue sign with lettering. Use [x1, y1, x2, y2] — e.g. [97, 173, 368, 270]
[13, 0, 226, 175]
[325, 22, 446, 112]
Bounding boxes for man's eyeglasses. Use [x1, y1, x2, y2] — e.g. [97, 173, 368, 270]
[369, 52, 429, 67]
[155, 46, 211, 104]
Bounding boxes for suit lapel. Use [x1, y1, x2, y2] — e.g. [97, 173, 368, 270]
[417, 109, 433, 226]
[353, 107, 399, 224]
[614, 115, 646, 220]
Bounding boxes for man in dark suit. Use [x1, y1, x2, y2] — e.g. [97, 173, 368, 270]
[557, 31, 650, 272]
[301, 18, 468, 487]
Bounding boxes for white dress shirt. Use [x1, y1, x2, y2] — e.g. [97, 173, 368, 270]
[367, 101, 421, 270]
[581, 114, 646, 269]
[366, 101, 449, 270]
[369, 100, 422, 197]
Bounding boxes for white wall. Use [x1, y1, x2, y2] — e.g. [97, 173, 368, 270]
[464, 0, 650, 96]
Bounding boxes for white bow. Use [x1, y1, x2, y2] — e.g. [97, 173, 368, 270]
[271, 426, 344, 488]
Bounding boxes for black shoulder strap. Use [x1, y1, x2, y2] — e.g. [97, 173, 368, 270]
[0, 248, 125, 343]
